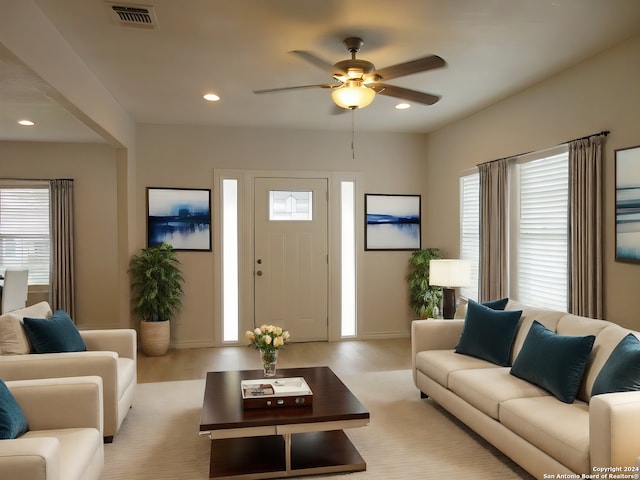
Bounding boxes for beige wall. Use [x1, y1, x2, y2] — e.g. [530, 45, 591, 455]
[423, 34, 640, 329]
[136, 125, 429, 345]
[0, 127, 430, 345]
[0, 141, 120, 328]
[3, 33, 637, 341]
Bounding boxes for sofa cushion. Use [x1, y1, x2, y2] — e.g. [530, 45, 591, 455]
[511, 320, 595, 403]
[482, 297, 509, 310]
[0, 379, 29, 439]
[455, 300, 522, 366]
[0, 301, 53, 355]
[415, 350, 498, 388]
[578, 325, 635, 402]
[500, 396, 590, 474]
[448, 367, 550, 419]
[505, 300, 566, 364]
[23, 310, 87, 354]
[591, 333, 640, 396]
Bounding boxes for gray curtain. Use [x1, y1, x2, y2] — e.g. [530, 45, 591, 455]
[478, 158, 510, 302]
[49, 179, 75, 318]
[568, 135, 605, 318]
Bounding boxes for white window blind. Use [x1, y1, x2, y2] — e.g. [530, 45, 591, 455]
[0, 187, 50, 285]
[460, 172, 479, 301]
[515, 152, 568, 311]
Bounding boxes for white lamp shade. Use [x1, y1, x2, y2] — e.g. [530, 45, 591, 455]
[331, 80, 376, 109]
[429, 259, 471, 288]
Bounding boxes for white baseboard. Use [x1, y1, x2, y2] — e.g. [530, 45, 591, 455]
[170, 339, 216, 349]
[360, 331, 410, 340]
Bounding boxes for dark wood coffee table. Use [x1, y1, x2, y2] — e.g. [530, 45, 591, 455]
[199, 366, 370, 479]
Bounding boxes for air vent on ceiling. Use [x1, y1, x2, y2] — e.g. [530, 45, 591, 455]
[106, 2, 158, 29]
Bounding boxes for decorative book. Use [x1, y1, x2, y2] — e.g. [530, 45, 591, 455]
[241, 377, 313, 409]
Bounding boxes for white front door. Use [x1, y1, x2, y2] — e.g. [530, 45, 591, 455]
[253, 177, 328, 342]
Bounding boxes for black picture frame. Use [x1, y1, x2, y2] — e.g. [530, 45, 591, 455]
[146, 187, 212, 251]
[365, 194, 421, 251]
[615, 145, 640, 263]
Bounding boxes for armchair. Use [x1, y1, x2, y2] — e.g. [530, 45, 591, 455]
[0, 376, 104, 480]
[0, 302, 137, 441]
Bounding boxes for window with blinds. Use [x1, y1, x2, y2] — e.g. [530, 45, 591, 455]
[513, 151, 568, 311]
[460, 172, 479, 301]
[0, 186, 50, 285]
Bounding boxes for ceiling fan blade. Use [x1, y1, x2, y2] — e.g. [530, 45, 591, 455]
[373, 55, 446, 81]
[253, 84, 337, 94]
[372, 84, 441, 105]
[290, 50, 347, 77]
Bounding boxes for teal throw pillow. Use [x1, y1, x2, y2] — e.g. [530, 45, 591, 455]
[591, 334, 640, 396]
[510, 321, 595, 403]
[23, 310, 87, 354]
[455, 300, 523, 366]
[482, 298, 509, 310]
[0, 379, 29, 439]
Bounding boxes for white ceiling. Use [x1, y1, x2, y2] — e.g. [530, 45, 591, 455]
[2, 0, 640, 143]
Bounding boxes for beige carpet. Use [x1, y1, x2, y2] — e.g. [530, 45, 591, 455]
[103, 370, 533, 479]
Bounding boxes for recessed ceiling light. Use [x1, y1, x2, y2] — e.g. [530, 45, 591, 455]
[395, 103, 411, 110]
[203, 93, 220, 102]
[18, 119, 35, 126]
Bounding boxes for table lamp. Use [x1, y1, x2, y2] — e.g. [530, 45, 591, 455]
[429, 259, 471, 319]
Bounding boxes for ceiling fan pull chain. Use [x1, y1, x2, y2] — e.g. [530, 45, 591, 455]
[351, 108, 356, 160]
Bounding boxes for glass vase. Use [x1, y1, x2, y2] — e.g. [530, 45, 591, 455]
[260, 349, 278, 377]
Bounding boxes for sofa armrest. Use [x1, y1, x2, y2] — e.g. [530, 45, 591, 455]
[0, 437, 60, 480]
[80, 329, 137, 361]
[411, 319, 463, 353]
[7, 376, 103, 433]
[411, 319, 464, 385]
[590, 391, 640, 471]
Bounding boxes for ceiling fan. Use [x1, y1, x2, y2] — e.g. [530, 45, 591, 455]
[254, 36, 446, 110]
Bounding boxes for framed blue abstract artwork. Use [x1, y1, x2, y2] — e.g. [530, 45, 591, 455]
[616, 145, 640, 263]
[147, 187, 211, 251]
[365, 194, 421, 251]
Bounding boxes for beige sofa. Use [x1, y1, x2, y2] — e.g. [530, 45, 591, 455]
[0, 376, 104, 480]
[412, 299, 640, 479]
[0, 302, 137, 441]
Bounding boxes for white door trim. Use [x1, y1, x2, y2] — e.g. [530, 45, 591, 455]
[213, 169, 364, 346]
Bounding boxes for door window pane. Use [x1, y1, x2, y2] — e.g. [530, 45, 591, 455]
[341, 181, 356, 337]
[269, 191, 312, 221]
[222, 179, 239, 342]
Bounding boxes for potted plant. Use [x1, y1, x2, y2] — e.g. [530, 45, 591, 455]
[129, 243, 184, 356]
[406, 248, 443, 319]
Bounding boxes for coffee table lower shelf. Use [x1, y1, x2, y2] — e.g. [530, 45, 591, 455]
[208, 430, 366, 479]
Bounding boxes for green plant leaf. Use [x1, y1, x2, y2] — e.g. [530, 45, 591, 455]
[129, 243, 184, 322]
[406, 248, 443, 319]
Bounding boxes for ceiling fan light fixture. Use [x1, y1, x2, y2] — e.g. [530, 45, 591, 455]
[331, 80, 376, 109]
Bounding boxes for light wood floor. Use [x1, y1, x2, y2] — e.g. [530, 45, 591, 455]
[137, 338, 412, 383]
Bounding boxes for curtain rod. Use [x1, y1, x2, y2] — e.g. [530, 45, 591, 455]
[478, 130, 610, 167]
[560, 130, 609, 145]
[0, 178, 73, 182]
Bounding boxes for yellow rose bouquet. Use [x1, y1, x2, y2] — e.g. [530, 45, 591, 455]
[246, 325, 290, 376]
